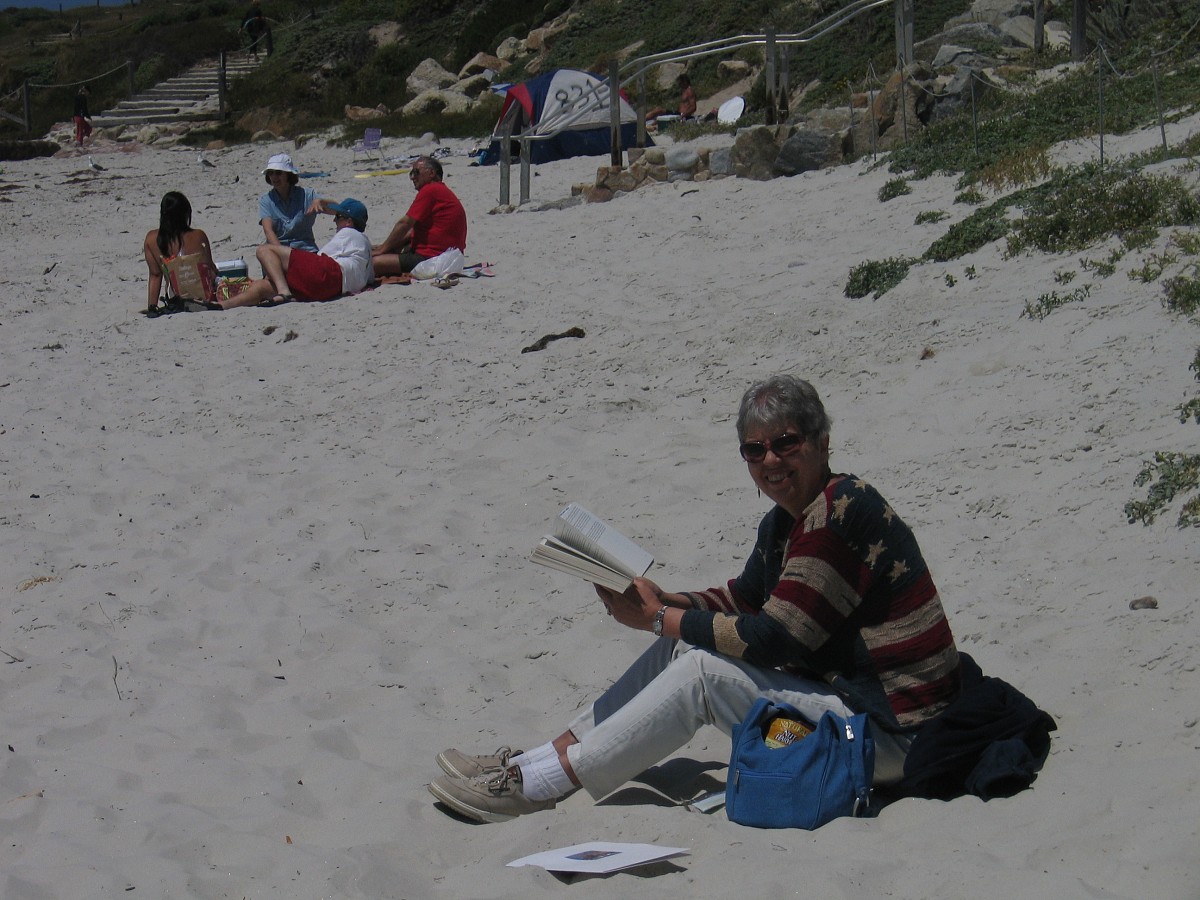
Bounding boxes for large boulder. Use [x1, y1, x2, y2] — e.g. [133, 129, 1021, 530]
[915, 22, 1013, 64]
[402, 89, 474, 117]
[930, 66, 999, 124]
[665, 146, 699, 182]
[655, 61, 686, 91]
[369, 22, 403, 47]
[732, 125, 781, 181]
[458, 52, 504, 79]
[775, 129, 842, 176]
[496, 36, 524, 60]
[525, 14, 570, 53]
[345, 104, 388, 122]
[709, 146, 734, 177]
[407, 58, 457, 95]
[1000, 14, 1070, 50]
[932, 43, 1002, 69]
[453, 73, 494, 99]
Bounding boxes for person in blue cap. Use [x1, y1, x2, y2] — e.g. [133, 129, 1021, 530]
[218, 198, 373, 309]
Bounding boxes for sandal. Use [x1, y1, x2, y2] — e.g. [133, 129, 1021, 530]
[259, 294, 292, 307]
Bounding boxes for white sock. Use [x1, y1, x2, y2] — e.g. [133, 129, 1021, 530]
[510, 741, 555, 769]
[518, 752, 574, 802]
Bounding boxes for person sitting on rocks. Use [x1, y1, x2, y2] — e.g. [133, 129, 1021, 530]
[647, 73, 698, 125]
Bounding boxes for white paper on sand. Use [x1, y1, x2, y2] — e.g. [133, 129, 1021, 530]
[507, 841, 689, 874]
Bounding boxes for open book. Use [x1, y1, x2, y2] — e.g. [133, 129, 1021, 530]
[530, 503, 654, 592]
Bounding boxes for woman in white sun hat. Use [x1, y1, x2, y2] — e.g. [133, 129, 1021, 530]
[258, 152, 329, 252]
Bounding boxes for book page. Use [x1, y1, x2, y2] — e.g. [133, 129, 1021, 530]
[553, 503, 653, 579]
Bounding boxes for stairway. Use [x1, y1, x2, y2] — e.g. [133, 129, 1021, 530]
[91, 52, 263, 129]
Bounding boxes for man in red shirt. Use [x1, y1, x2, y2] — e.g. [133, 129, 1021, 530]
[372, 156, 468, 276]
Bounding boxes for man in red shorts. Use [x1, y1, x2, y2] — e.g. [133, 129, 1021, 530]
[372, 156, 467, 276]
[219, 198, 373, 309]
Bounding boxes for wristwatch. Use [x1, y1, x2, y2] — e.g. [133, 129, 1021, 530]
[653, 606, 668, 637]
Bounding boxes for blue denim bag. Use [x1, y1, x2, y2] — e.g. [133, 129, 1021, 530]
[726, 698, 875, 829]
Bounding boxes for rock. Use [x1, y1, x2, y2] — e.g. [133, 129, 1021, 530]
[718, 59, 752, 80]
[583, 185, 614, 203]
[665, 146, 699, 180]
[402, 89, 474, 117]
[930, 66, 998, 124]
[655, 61, 686, 91]
[525, 14, 571, 53]
[137, 125, 159, 144]
[369, 22, 403, 46]
[251, 129, 279, 142]
[1044, 21, 1071, 50]
[534, 196, 584, 211]
[915, 22, 1013, 64]
[775, 129, 841, 175]
[946, 0, 1030, 29]
[800, 107, 853, 133]
[453, 73, 494, 99]
[642, 146, 667, 166]
[732, 125, 781, 180]
[615, 40, 646, 64]
[496, 36, 524, 60]
[598, 167, 639, 193]
[932, 43, 1000, 69]
[345, 104, 386, 121]
[407, 58, 457, 95]
[205, 139, 227, 150]
[999, 14, 1067, 50]
[709, 146, 734, 177]
[459, 52, 504, 79]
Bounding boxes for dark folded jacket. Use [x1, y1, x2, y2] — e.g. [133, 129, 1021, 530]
[900, 653, 1056, 801]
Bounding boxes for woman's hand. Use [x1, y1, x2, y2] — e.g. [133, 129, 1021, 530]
[595, 577, 686, 632]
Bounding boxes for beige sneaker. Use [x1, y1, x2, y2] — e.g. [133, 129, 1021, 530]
[428, 766, 556, 823]
[436, 746, 521, 780]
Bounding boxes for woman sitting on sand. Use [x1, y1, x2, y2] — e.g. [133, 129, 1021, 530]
[142, 191, 218, 316]
[259, 152, 326, 252]
[429, 375, 1056, 824]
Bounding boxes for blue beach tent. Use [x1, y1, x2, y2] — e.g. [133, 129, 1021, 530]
[480, 68, 650, 165]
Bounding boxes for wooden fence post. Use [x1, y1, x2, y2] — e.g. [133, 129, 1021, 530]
[765, 27, 777, 125]
[608, 58, 621, 167]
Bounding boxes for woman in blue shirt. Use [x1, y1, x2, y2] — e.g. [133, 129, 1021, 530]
[258, 153, 325, 252]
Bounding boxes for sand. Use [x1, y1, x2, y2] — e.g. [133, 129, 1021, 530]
[0, 117, 1197, 899]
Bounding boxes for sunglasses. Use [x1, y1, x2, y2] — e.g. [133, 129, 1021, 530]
[739, 432, 805, 463]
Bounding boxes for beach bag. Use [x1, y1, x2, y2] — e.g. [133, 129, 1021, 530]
[411, 246, 465, 280]
[216, 277, 252, 304]
[726, 698, 874, 830]
[163, 252, 217, 301]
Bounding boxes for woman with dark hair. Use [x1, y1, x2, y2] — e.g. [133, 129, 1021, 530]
[142, 191, 217, 316]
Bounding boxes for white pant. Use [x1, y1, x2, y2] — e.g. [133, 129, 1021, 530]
[565, 639, 909, 800]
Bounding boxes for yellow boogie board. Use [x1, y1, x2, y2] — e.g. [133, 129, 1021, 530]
[353, 168, 410, 178]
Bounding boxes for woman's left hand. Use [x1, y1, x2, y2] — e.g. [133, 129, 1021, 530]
[596, 578, 663, 631]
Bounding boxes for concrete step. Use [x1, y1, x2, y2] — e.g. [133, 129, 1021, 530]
[94, 54, 263, 128]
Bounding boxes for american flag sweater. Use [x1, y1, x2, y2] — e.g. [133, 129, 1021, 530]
[678, 474, 961, 732]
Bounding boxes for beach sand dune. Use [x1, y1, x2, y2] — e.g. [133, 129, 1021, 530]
[0, 120, 1197, 897]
